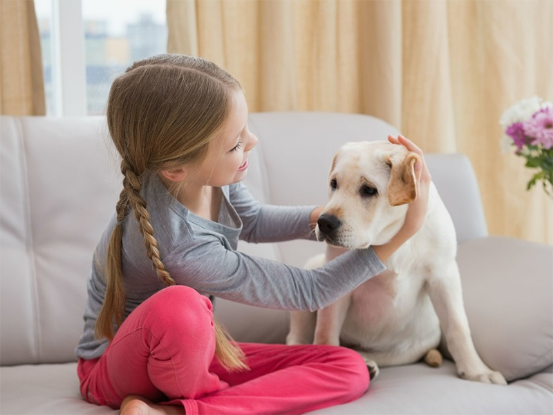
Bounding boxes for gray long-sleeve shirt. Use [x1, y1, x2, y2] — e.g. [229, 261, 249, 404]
[75, 172, 386, 359]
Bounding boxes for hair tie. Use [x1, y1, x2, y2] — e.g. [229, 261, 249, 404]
[116, 219, 124, 226]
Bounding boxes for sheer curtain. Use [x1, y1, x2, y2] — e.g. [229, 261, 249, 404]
[167, 0, 553, 244]
[0, 0, 45, 115]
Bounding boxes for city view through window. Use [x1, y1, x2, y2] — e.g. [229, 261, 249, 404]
[36, 1, 167, 115]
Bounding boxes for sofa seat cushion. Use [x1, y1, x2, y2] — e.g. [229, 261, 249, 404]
[1, 361, 551, 415]
[0, 363, 113, 414]
[313, 362, 553, 415]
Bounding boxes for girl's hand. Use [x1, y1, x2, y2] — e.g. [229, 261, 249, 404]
[309, 206, 325, 230]
[388, 134, 432, 236]
[372, 134, 431, 263]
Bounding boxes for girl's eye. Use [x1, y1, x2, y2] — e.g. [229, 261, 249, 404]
[230, 141, 242, 152]
[330, 179, 337, 190]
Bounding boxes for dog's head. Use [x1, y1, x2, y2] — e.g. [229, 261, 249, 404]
[316, 141, 420, 248]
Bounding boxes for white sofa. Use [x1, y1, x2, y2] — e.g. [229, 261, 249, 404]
[1, 113, 552, 415]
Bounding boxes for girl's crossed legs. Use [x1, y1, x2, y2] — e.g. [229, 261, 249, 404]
[78, 286, 370, 415]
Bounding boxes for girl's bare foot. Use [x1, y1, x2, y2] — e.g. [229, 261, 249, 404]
[120, 395, 184, 415]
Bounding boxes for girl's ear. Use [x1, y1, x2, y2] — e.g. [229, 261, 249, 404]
[160, 168, 187, 182]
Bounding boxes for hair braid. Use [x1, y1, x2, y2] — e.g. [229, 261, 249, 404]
[94, 164, 131, 340]
[122, 164, 176, 287]
[115, 161, 130, 224]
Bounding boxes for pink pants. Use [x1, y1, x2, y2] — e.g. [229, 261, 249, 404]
[78, 286, 370, 415]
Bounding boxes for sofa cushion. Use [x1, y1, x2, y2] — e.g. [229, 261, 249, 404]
[313, 362, 553, 415]
[1, 361, 551, 415]
[0, 116, 123, 365]
[0, 118, 37, 365]
[454, 236, 553, 382]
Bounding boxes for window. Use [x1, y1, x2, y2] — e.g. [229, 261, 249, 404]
[35, 0, 167, 116]
[36, 0, 55, 115]
[82, 1, 167, 115]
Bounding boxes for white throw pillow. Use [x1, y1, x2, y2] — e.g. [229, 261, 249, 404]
[452, 236, 553, 382]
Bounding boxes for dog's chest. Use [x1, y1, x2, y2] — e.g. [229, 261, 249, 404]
[341, 267, 439, 349]
[348, 268, 425, 321]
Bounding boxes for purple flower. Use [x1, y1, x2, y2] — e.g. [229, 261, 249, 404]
[523, 107, 553, 150]
[534, 107, 551, 117]
[506, 122, 526, 150]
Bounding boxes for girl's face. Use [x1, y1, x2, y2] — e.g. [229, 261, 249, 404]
[160, 90, 257, 191]
[192, 90, 258, 187]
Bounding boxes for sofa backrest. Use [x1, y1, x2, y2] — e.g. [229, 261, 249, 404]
[1, 116, 120, 365]
[0, 113, 487, 365]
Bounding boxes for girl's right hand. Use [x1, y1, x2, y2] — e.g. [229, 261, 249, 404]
[388, 135, 432, 236]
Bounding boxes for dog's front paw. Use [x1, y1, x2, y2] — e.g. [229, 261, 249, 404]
[458, 368, 507, 385]
[355, 351, 380, 380]
[365, 358, 380, 380]
[285, 335, 310, 346]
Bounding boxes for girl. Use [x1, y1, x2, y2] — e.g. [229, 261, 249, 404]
[75, 54, 431, 415]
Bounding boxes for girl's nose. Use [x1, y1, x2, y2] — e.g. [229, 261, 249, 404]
[245, 130, 258, 152]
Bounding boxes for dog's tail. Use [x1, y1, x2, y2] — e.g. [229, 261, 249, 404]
[424, 349, 443, 368]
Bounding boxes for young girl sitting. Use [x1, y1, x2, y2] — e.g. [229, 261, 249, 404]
[75, 53, 431, 415]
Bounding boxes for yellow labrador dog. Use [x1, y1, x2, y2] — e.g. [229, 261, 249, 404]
[287, 140, 506, 384]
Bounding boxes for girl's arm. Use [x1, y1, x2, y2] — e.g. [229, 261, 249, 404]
[229, 181, 318, 243]
[164, 237, 386, 312]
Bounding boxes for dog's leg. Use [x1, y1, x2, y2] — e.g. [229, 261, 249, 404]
[357, 348, 441, 380]
[287, 253, 329, 345]
[287, 310, 317, 345]
[313, 293, 352, 346]
[427, 263, 507, 384]
[354, 347, 426, 381]
[352, 351, 380, 379]
[355, 346, 427, 367]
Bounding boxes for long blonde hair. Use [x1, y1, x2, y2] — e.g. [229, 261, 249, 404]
[94, 54, 248, 371]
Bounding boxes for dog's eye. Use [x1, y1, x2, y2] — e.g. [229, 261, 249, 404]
[361, 185, 378, 197]
[330, 179, 337, 190]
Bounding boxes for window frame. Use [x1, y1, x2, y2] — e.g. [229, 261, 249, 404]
[50, 0, 88, 117]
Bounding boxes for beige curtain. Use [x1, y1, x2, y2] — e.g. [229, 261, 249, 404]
[167, 0, 553, 245]
[0, 0, 45, 115]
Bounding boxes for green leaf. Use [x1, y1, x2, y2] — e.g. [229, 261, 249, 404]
[525, 159, 540, 168]
[543, 180, 553, 198]
[542, 157, 553, 168]
[526, 172, 543, 191]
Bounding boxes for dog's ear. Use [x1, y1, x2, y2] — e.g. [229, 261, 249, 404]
[386, 152, 420, 206]
[329, 152, 339, 176]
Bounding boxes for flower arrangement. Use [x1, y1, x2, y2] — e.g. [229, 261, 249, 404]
[500, 96, 553, 196]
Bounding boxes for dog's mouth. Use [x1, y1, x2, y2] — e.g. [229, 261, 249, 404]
[323, 236, 341, 247]
[316, 228, 372, 250]
[315, 228, 336, 244]
[317, 230, 351, 249]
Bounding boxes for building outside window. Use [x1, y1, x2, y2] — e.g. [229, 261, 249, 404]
[35, 0, 167, 116]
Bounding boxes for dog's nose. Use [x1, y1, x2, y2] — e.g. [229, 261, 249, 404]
[317, 214, 342, 234]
